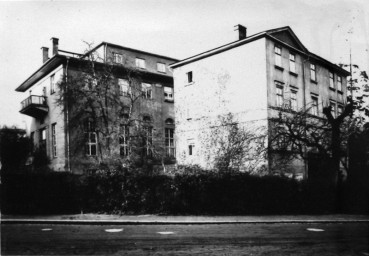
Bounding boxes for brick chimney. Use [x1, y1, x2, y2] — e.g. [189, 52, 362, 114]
[41, 47, 49, 63]
[51, 37, 59, 55]
[234, 24, 247, 40]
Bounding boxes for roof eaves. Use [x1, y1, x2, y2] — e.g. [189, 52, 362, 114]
[15, 55, 66, 92]
[102, 42, 179, 61]
[170, 32, 267, 68]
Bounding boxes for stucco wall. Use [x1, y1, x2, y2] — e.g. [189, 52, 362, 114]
[173, 38, 269, 169]
[26, 65, 66, 171]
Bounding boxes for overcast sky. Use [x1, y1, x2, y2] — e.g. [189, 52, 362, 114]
[0, 0, 368, 130]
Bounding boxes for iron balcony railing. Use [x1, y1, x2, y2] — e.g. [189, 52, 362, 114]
[20, 95, 47, 110]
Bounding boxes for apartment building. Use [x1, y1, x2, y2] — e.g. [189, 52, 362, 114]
[170, 25, 349, 178]
[16, 38, 178, 173]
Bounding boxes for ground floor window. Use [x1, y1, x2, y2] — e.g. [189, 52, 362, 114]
[119, 125, 129, 156]
[85, 121, 97, 156]
[165, 128, 175, 157]
[51, 123, 57, 158]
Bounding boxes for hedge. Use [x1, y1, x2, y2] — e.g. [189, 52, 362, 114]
[2, 169, 362, 215]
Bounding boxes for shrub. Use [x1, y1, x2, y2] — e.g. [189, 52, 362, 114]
[3, 165, 364, 215]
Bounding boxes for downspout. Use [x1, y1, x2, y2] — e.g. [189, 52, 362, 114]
[65, 57, 71, 172]
[302, 54, 308, 179]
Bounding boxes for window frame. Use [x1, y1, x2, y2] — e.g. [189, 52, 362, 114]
[119, 124, 130, 156]
[186, 71, 193, 84]
[141, 82, 152, 99]
[165, 128, 175, 157]
[330, 100, 336, 118]
[311, 96, 319, 116]
[50, 74, 55, 94]
[135, 58, 146, 69]
[51, 123, 57, 158]
[337, 76, 342, 91]
[157, 62, 166, 73]
[289, 53, 296, 73]
[329, 72, 335, 89]
[290, 90, 298, 111]
[164, 86, 174, 101]
[85, 121, 97, 156]
[274, 46, 282, 67]
[275, 81, 284, 107]
[118, 78, 130, 96]
[310, 63, 317, 82]
[113, 53, 123, 64]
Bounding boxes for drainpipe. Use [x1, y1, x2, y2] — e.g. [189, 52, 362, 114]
[65, 57, 71, 172]
[302, 54, 309, 179]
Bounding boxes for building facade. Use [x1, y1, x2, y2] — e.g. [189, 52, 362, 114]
[16, 38, 177, 173]
[170, 26, 349, 179]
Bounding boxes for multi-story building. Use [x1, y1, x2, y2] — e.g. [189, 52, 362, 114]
[170, 25, 349, 179]
[16, 38, 178, 173]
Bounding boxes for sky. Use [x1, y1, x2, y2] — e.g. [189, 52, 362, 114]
[0, 0, 368, 130]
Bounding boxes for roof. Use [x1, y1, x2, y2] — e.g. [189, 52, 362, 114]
[170, 26, 350, 76]
[16, 42, 179, 92]
[83, 42, 179, 62]
[15, 55, 69, 92]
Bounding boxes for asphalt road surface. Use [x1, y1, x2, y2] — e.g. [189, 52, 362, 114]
[2, 223, 369, 255]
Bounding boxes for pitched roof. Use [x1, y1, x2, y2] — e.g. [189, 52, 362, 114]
[170, 26, 349, 76]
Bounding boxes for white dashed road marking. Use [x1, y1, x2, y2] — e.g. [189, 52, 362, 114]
[307, 228, 324, 232]
[41, 228, 52, 231]
[105, 229, 123, 233]
[157, 232, 175, 235]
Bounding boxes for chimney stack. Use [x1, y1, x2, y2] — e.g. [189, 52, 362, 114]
[234, 24, 247, 40]
[51, 37, 59, 55]
[41, 47, 49, 63]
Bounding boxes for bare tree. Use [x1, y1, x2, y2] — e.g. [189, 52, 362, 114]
[56, 43, 165, 170]
[201, 113, 268, 174]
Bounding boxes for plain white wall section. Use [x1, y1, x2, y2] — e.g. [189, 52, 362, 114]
[173, 38, 268, 168]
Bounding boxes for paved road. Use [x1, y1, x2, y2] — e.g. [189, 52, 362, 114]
[2, 223, 369, 255]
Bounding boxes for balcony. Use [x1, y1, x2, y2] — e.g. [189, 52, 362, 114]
[20, 95, 48, 118]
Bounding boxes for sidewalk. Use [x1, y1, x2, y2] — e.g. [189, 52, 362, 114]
[2, 214, 369, 225]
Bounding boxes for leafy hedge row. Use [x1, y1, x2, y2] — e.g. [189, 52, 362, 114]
[0, 170, 343, 215]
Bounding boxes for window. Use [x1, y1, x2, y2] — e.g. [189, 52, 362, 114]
[290, 90, 297, 111]
[30, 132, 34, 152]
[337, 76, 342, 91]
[40, 128, 46, 143]
[187, 71, 193, 83]
[50, 74, 55, 94]
[135, 58, 145, 69]
[165, 128, 175, 157]
[337, 105, 343, 116]
[113, 53, 123, 64]
[43, 86, 46, 96]
[165, 118, 174, 125]
[143, 126, 153, 157]
[310, 64, 316, 81]
[275, 82, 284, 107]
[188, 139, 195, 156]
[85, 121, 97, 156]
[330, 100, 336, 117]
[289, 53, 296, 73]
[118, 79, 130, 96]
[311, 96, 318, 115]
[39, 128, 46, 152]
[274, 46, 282, 67]
[157, 62, 166, 73]
[329, 72, 334, 89]
[142, 83, 152, 99]
[164, 87, 174, 101]
[119, 125, 129, 156]
[51, 123, 57, 158]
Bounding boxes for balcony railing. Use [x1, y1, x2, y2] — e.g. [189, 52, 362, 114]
[20, 95, 48, 118]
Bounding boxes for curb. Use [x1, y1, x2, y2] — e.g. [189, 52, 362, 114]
[2, 219, 369, 225]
